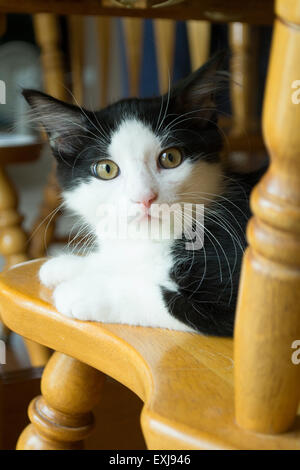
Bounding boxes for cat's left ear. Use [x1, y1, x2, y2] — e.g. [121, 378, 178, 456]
[22, 89, 89, 156]
[169, 51, 228, 127]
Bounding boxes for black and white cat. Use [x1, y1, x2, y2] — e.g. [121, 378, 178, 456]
[23, 55, 264, 336]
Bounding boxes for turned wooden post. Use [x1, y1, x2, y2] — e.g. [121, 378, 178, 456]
[0, 165, 27, 345]
[0, 167, 52, 365]
[187, 20, 211, 71]
[234, 0, 300, 433]
[17, 352, 105, 449]
[29, 14, 67, 259]
[33, 14, 67, 101]
[123, 18, 144, 97]
[0, 167, 28, 269]
[154, 19, 176, 94]
[229, 23, 259, 137]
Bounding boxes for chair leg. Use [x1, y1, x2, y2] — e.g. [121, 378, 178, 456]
[16, 352, 105, 450]
[234, 2, 300, 434]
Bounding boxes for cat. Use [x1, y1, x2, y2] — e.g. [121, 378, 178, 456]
[23, 54, 265, 336]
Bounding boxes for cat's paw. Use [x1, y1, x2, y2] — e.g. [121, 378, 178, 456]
[52, 278, 109, 321]
[39, 255, 86, 288]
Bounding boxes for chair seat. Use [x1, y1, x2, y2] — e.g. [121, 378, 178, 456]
[0, 259, 300, 450]
[0, 133, 43, 164]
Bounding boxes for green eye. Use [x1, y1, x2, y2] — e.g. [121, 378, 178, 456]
[92, 160, 119, 180]
[158, 148, 182, 169]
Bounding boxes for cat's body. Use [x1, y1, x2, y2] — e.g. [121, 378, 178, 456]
[24, 55, 265, 336]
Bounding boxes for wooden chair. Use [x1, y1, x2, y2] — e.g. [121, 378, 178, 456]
[0, 0, 299, 449]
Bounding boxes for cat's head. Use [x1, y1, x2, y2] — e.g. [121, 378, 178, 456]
[23, 54, 226, 237]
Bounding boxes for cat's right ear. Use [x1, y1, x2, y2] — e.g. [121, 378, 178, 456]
[167, 51, 228, 128]
[22, 89, 89, 156]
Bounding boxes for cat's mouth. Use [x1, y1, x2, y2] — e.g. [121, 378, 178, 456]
[130, 211, 159, 224]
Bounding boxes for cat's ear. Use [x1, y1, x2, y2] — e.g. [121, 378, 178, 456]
[169, 51, 228, 127]
[22, 89, 89, 156]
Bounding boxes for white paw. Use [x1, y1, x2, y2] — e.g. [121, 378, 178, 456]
[52, 278, 109, 321]
[39, 255, 86, 288]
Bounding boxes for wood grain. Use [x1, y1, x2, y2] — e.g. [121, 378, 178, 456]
[1, 260, 300, 449]
[234, 0, 300, 434]
[229, 23, 259, 136]
[17, 352, 105, 449]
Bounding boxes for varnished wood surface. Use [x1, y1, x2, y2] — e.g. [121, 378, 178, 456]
[17, 352, 105, 449]
[234, 0, 300, 435]
[0, 0, 274, 24]
[1, 260, 300, 449]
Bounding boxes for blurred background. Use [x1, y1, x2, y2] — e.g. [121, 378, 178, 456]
[0, 16, 272, 258]
[0, 13, 272, 449]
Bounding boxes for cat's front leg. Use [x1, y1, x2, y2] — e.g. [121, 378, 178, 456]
[39, 254, 89, 288]
[51, 272, 195, 332]
[52, 275, 110, 321]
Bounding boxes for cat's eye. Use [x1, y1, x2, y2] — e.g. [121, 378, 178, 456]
[158, 147, 182, 169]
[91, 160, 120, 180]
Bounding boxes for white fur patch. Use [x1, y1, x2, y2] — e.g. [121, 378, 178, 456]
[40, 241, 193, 331]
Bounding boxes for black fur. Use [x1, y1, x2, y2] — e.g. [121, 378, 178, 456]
[162, 169, 265, 336]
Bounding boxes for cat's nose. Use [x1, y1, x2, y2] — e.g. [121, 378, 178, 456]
[133, 193, 158, 208]
[142, 194, 158, 208]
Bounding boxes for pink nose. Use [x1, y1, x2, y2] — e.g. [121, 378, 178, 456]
[134, 193, 158, 208]
[142, 195, 157, 208]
